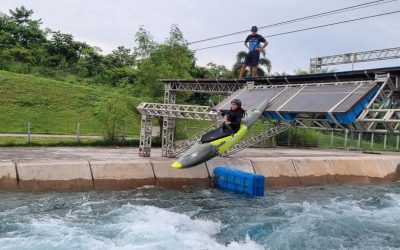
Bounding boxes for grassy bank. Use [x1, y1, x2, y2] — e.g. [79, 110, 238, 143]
[0, 70, 141, 137]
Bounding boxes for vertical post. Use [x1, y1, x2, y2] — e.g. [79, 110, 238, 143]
[383, 134, 387, 151]
[344, 129, 348, 148]
[371, 133, 374, 149]
[162, 85, 176, 157]
[139, 115, 153, 157]
[330, 130, 334, 148]
[76, 123, 80, 143]
[185, 120, 188, 138]
[27, 122, 31, 143]
[122, 126, 126, 142]
[288, 129, 291, 146]
[357, 132, 362, 149]
[317, 130, 321, 148]
[397, 135, 399, 151]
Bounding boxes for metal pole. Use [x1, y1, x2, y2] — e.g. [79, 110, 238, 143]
[371, 133, 374, 149]
[27, 122, 31, 143]
[384, 134, 387, 151]
[77, 123, 80, 143]
[122, 126, 126, 142]
[330, 130, 334, 148]
[357, 132, 362, 148]
[397, 135, 399, 151]
[344, 129, 348, 148]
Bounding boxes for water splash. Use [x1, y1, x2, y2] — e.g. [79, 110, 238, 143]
[0, 184, 399, 250]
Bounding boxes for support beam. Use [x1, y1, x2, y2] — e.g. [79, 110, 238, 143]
[310, 47, 400, 71]
[162, 80, 244, 93]
[162, 88, 176, 157]
[222, 123, 290, 156]
[137, 103, 216, 121]
[139, 115, 153, 157]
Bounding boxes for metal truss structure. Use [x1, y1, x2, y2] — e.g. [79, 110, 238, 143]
[168, 123, 220, 157]
[310, 47, 400, 71]
[222, 123, 291, 156]
[137, 103, 216, 121]
[138, 115, 152, 157]
[161, 85, 176, 157]
[162, 80, 244, 93]
[356, 74, 400, 133]
[138, 71, 400, 158]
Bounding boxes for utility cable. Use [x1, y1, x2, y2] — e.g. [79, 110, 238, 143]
[188, 0, 397, 45]
[193, 10, 400, 51]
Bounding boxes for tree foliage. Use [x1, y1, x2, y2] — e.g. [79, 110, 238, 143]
[94, 89, 132, 143]
[232, 50, 271, 77]
[0, 5, 273, 103]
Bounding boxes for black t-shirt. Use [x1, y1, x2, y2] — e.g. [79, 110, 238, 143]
[245, 34, 266, 52]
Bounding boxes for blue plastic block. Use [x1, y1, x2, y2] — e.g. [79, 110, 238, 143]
[214, 166, 265, 197]
[265, 112, 281, 121]
[281, 112, 296, 121]
[325, 114, 335, 123]
[263, 111, 274, 119]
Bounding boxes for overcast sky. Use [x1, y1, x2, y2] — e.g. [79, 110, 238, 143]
[1, 0, 399, 74]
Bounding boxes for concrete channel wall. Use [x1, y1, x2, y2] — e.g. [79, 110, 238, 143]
[0, 156, 399, 191]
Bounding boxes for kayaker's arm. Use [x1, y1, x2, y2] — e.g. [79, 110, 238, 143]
[217, 109, 226, 116]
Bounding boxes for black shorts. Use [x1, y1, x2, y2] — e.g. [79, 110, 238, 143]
[243, 50, 260, 67]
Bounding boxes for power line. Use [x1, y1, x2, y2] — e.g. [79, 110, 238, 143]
[188, 0, 397, 45]
[193, 10, 400, 51]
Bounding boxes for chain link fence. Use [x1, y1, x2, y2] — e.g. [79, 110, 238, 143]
[2, 119, 399, 152]
[176, 122, 400, 152]
[275, 128, 400, 152]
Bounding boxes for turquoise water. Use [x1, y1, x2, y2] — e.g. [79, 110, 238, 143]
[1, 183, 400, 250]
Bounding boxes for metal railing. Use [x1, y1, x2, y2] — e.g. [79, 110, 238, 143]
[0, 121, 138, 145]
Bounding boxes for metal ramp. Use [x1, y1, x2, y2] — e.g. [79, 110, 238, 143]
[137, 66, 400, 157]
[222, 123, 290, 156]
[216, 80, 378, 127]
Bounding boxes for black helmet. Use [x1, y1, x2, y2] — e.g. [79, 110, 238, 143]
[231, 99, 242, 107]
[251, 26, 258, 32]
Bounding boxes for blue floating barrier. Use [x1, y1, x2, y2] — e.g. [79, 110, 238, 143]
[214, 166, 265, 197]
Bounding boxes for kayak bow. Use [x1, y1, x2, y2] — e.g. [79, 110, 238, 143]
[171, 99, 270, 169]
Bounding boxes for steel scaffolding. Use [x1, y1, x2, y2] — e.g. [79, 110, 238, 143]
[310, 47, 400, 71]
[138, 71, 400, 158]
[356, 74, 400, 133]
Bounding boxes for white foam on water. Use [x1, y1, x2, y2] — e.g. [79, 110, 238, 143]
[0, 204, 265, 250]
[263, 192, 400, 249]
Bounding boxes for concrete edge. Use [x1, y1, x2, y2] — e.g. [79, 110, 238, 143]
[0, 160, 18, 190]
[89, 160, 156, 191]
[0, 156, 399, 191]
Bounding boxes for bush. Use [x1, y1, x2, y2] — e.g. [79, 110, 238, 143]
[94, 89, 132, 144]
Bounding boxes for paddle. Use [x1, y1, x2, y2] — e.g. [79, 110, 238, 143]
[209, 100, 234, 134]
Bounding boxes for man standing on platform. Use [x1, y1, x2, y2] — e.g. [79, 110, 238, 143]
[239, 26, 268, 79]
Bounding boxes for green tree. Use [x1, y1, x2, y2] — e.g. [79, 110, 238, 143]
[134, 24, 194, 98]
[94, 89, 132, 144]
[134, 26, 156, 60]
[104, 46, 136, 68]
[204, 62, 232, 78]
[7, 6, 46, 46]
[232, 50, 271, 78]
